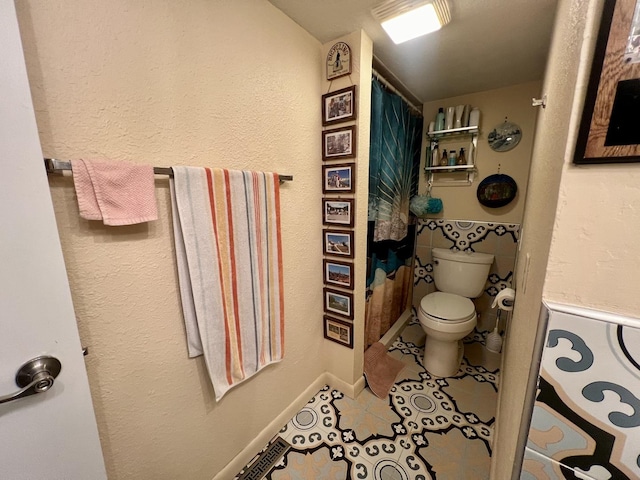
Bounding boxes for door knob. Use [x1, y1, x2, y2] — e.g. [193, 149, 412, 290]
[0, 356, 61, 405]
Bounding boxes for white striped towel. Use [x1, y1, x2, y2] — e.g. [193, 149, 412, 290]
[170, 166, 285, 400]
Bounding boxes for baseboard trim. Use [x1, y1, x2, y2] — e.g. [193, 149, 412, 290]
[379, 308, 413, 349]
[213, 372, 330, 480]
[325, 372, 366, 399]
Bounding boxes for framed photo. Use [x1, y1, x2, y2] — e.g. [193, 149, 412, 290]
[323, 315, 354, 349]
[322, 164, 355, 194]
[323, 199, 354, 227]
[322, 86, 357, 126]
[326, 42, 351, 80]
[324, 288, 354, 320]
[323, 229, 354, 259]
[324, 259, 354, 289]
[574, 0, 640, 163]
[322, 126, 356, 160]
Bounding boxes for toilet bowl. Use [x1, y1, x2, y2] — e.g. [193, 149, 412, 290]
[418, 291, 477, 377]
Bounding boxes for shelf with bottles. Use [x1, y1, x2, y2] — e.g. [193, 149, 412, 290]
[426, 126, 479, 140]
[424, 164, 475, 172]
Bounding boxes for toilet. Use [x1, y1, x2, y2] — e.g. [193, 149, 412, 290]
[418, 248, 494, 377]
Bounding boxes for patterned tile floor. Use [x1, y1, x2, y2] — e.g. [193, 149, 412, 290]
[236, 318, 501, 479]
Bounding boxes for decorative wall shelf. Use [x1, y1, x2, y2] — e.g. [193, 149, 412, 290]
[425, 126, 479, 185]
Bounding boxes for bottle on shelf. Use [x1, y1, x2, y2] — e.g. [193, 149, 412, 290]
[469, 107, 481, 127]
[448, 150, 457, 166]
[435, 107, 445, 131]
[439, 149, 448, 166]
[457, 148, 466, 165]
[432, 142, 440, 167]
[445, 107, 455, 130]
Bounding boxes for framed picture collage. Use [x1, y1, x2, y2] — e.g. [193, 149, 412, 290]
[322, 43, 356, 349]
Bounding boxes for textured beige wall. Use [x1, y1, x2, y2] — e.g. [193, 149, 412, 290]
[421, 82, 541, 224]
[17, 1, 325, 479]
[321, 31, 372, 387]
[492, 0, 604, 477]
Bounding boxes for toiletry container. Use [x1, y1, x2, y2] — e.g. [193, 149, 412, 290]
[462, 105, 471, 127]
[456, 148, 466, 165]
[445, 107, 455, 130]
[469, 108, 480, 127]
[435, 108, 445, 131]
[440, 149, 448, 166]
[454, 105, 464, 129]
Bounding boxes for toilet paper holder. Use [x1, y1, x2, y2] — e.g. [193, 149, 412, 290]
[491, 288, 516, 311]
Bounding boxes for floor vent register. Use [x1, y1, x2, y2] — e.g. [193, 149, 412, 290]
[237, 436, 290, 480]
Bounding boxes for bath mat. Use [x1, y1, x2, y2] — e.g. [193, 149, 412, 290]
[363, 342, 405, 398]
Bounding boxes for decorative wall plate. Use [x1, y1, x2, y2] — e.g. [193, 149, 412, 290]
[477, 174, 518, 208]
[488, 119, 522, 152]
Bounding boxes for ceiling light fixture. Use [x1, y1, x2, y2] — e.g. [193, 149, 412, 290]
[372, 0, 451, 45]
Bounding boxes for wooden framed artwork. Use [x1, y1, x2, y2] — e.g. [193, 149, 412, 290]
[323, 288, 353, 320]
[322, 86, 356, 126]
[322, 164, 355, 194]
[323, 198, 354, 228]
[323, 315, 354, 349]
[323, 229, 354, 259]
[575, 0, 640, 163]
[322, 126, 356, 160]
[323, 259, 354, 290]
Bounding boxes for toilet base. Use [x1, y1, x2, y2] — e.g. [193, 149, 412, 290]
[423, 336, 464, 377]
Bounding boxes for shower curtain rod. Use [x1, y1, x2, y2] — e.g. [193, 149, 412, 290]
[44, 158, 294, 182]
[372, 68, 423, 116]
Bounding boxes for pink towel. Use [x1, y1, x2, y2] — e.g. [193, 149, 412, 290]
[71, 159, 158, 226]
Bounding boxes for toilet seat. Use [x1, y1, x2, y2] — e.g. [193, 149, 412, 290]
[419, 292, 475, 323]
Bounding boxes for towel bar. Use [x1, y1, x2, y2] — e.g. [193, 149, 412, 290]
[44, 158, 293, 183]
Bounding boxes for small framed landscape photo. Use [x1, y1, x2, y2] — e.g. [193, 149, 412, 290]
[322, 164, 354, 194]
[324, 315, 354, 349]
[323, 199, 354, 227]
[322, 126, 356, 160]
[322, 85, 356, 126]
[324, 288, 354, 320]
[323, 229, 354, 258]
[324, 259, 354, 289]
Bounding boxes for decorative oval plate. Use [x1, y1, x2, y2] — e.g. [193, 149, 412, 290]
[488, 119, 522, 152]
[477, 174, 518, 208]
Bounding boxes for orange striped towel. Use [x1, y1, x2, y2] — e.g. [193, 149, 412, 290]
[170, 166, 285, 400]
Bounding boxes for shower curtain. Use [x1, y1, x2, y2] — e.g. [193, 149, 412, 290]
[365, 77, 423, 348]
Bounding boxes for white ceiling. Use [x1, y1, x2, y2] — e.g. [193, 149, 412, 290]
[268, 0, 558, 105]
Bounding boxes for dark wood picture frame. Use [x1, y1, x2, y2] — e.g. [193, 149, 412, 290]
[323, 287, 354, 320]
[323, 229, 354, 259]
[322, 85, 357, 126]
[322, 126, 356, 161]
[322, 198, 354, 228]
[323, 315, 354, 349]
[322, 163, 355, 194]
[575, 0, 640, 163]
[323, 259, 354, 290]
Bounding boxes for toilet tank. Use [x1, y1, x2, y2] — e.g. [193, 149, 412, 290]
[432, 248, 494, 298]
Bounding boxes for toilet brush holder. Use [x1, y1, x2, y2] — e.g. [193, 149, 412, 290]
[486, 311, 503, 353]
[486, 326, 502, 353]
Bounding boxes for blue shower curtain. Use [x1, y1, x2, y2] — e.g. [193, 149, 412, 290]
[365, 77, 423, 348]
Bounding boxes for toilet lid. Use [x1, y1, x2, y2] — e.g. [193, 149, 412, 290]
[420, 292, 475, 323]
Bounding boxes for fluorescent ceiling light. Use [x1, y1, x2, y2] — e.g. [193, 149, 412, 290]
[373, 0, 451, 45]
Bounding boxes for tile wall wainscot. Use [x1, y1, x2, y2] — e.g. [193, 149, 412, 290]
[412, 219, 520, 334]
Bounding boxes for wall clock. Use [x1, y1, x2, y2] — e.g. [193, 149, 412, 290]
[326, 42, 351, 80]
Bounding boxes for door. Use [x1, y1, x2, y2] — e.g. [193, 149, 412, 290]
[0, 1, 107, 478]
